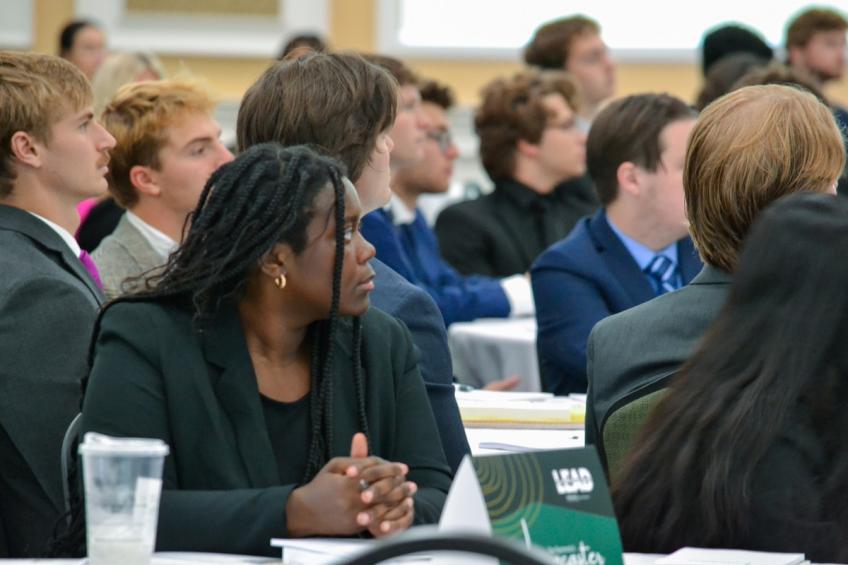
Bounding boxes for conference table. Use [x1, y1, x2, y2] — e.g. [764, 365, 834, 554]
[0, 552, 666, 563]
[3, 397, 808, 565]
[448, 317, 540, 392]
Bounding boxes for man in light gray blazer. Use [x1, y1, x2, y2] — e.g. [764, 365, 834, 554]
[0, 52, 115, 557]
[585, 84, 846, 466]
[93, 79, 232, 299]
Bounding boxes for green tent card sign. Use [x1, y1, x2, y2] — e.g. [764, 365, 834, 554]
[440, 447, 623, 564]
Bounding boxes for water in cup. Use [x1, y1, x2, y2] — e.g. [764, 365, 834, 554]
[79, 432, 169, 565]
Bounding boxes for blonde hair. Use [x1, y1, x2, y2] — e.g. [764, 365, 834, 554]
[92, 52, 165, 117]
[685, 84, 845, 272]
[100, 78, 216, 209]
[0, 51, 91, 197]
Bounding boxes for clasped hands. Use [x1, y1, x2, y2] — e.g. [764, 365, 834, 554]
[286, 432, 417, 538]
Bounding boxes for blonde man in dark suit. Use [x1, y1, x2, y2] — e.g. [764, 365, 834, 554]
[0, 51, 114, 557]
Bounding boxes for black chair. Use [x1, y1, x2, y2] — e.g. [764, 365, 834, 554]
[338, 528, 559, 565]
[60, 413, 82, 518]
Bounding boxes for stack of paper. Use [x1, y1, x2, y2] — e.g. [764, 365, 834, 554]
[270, 538, 437, 564]
[456, 390, 585, 429]
[655, 548, 807, 565]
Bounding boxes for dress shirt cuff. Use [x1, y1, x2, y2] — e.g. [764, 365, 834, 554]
[500, 274, 535, 317]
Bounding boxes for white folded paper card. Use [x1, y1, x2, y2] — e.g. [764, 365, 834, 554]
[655, 547, 806, 565]
[270, 538, 434, 564]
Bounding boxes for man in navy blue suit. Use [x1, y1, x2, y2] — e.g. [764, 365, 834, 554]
[361, 76, 534, 326]
[532, 94, 701, 395]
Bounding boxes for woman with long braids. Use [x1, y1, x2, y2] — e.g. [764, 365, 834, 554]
[612, 192, 848, 561]
[76, 144, 452, 555]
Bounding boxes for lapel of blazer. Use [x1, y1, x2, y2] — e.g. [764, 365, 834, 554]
[589, 211, 656, 305]
[114, 215, 166, 274]
[200, 302, 279, 487]
[0, 205, 103, 305]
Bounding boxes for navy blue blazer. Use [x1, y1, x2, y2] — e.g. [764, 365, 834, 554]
[531, 210, 702, 395]
[362, 208, 509, 326]
[369, 258, 470, 472]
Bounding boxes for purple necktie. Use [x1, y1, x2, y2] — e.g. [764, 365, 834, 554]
[78, 249, 104, 290]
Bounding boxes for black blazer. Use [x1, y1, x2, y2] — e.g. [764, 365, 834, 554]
[435, 176, 598, 277]
[81, 300, 453, 556]
[0, 205, 103, 557]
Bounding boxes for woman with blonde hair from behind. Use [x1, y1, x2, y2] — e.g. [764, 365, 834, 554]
[92, 52, 165, 117]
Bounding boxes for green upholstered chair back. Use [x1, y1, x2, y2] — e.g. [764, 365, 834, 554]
[602, 388, 668, 482]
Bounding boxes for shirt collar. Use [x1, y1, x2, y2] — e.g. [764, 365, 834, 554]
[495, 178, 553, 210]
[607, 215, 678, 270]
[27, 211, 81, 256]
[125, 211, 178, 261]
[384, 195, 417, 226]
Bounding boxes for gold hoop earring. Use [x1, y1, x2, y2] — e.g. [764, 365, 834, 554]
[274, 274, 286, 290]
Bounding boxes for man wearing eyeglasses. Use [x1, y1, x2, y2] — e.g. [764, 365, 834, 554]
[361, 78, 534, 326]
[434, 70, 597, 279]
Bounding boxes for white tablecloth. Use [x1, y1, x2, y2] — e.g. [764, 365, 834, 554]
[448, 317, 539, 392]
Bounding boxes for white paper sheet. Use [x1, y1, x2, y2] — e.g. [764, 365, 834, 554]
[656, 547, 806, 565]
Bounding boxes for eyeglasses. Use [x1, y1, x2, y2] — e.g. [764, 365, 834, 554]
[426, 130, 454, 153]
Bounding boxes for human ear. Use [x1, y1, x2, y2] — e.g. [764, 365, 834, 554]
[9, 132, 42, 168]
[516, 138, 540, 158]
[259, 242, 293, 279]
[616, 161, 642, 198]
[129, 165, 161, 197]
[787, 45, 805, 67]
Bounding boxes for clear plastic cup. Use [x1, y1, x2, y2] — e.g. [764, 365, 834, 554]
[79, 432, 169, 565]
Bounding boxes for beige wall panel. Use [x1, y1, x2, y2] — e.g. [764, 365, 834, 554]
[29, 0, 848, 107]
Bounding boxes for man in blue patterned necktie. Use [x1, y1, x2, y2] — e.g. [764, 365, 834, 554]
[532, 93, 703, 394]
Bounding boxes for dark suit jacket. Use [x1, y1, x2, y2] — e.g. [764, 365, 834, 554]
[361, 208, 509, 325]
[0, 204, 103, 557]
[742, 409, 844, 561]
[369, 259, 470, 471]
[81, 300, 452, 556]
[584, 265, 732, 461]
[532, 211, 702, 395]
[435, 176, 598, 277]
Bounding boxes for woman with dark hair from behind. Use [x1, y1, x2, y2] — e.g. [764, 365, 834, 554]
[70, 144, 451, 556]
[613, 192, 848, 561]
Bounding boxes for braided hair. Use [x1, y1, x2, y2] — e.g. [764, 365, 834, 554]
[55, 143, 370, 556]
[129, 142, 368, 475]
